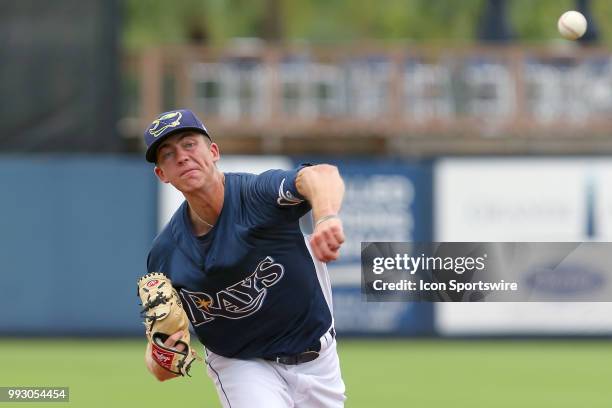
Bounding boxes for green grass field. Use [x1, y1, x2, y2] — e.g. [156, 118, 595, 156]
[0, 338, 610, 407]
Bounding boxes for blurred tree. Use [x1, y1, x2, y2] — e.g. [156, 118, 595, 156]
[122, 0, 611, 48]
[509, 0, 570, 42]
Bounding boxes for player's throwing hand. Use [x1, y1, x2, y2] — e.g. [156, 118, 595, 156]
[295, 164, 346, 263]
[310, 215, 345, 262]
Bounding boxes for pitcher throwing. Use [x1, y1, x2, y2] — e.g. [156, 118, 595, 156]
[140, 109, 346, 407]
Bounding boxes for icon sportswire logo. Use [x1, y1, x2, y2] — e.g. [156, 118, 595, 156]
[277, 178, 303, 206]
[180, 256, 285, 326]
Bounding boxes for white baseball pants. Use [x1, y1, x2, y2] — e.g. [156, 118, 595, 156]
[205, 332, 346, 407]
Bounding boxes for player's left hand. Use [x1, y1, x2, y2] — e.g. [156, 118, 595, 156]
[310, 216, 344, 262]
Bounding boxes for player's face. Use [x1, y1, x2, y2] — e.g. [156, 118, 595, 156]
[153, 132, 220, 193]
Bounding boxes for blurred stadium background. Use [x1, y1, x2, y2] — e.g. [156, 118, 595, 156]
[1, 0, 612, 406]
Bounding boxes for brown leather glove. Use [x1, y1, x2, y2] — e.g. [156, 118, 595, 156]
[137, 272, 199, 376]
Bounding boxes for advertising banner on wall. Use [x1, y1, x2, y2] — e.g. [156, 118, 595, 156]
[434, 158, 612, 335]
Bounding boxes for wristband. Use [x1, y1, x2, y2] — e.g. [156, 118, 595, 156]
[315, 214, 339, 227]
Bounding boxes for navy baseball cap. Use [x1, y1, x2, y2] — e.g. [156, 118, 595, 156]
[144, 109, 211, 163]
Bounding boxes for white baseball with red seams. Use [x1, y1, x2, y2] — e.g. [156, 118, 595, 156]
[558, 10, 587, 40]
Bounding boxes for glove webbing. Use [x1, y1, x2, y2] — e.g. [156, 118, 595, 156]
[140, 289, 170, 324]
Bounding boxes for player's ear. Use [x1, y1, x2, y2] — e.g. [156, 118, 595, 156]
[154, 166, 170, 183]
[209, 142, 220, 163]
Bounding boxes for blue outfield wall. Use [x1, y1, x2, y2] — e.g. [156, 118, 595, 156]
[0, 155, 157, 336]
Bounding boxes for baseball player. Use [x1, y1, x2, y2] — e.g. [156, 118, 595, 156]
[141, 109, 346, 407]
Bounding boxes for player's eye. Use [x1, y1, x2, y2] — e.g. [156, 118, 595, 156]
[161, 150, 174, 161]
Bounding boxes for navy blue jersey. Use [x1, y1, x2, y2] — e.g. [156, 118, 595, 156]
[147, 167, 333, 359]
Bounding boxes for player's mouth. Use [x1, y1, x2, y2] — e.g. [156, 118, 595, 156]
[180, 168, 199, 177]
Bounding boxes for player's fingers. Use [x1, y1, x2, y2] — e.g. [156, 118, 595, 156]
[164, 331, 183, 346]
[316, 231, 334, 247]
[324, 247, 340, 262]
[164, 331, 186, 352]
[322, 227, 344, 253]
[321, 248, 340, 262]
[318, 230, 341, 258]
[328, 219, 344, 243]
[310, 234, 324, 260]
[312, 233, 338, 262]
[318, 221, 344, 248]
[311, 233, 335, 261]
[332, 225, 345, 245]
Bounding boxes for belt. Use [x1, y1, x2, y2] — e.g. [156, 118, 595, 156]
[264, 327, 336, 365]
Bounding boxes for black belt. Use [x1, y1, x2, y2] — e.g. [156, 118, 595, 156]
[264, 327, 336, 365]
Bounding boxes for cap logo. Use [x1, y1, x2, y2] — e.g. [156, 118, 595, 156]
[148, 111, 183, 138]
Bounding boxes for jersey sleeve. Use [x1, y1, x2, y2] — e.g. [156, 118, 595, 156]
[243, 165, 312, 225]
[146, 232, 171, 274]
[146, 245, 165, 274]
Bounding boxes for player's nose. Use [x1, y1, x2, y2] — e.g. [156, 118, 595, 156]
[176, 148, 190, 164]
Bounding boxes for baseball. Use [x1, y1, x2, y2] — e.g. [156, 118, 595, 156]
[557, 10, 587, 40]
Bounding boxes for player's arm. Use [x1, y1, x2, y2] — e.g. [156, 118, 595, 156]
[295, 164, 345, 262]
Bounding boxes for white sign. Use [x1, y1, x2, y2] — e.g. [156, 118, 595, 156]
[435, 158, 612, 335]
